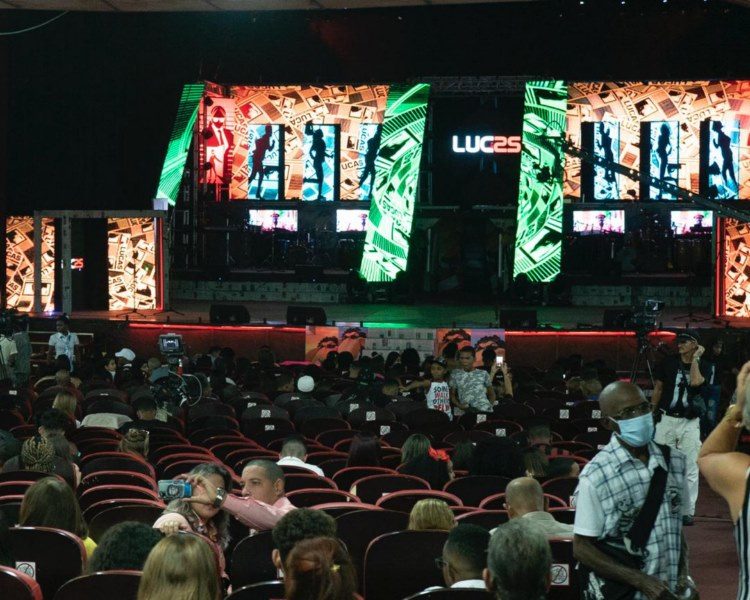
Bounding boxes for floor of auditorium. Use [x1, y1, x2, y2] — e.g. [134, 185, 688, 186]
[690, 477, 737, 600]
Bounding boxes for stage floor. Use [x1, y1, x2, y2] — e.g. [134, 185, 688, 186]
[62, 300, 734, 331]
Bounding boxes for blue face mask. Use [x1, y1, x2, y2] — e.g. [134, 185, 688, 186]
[612, 412, 654, 448]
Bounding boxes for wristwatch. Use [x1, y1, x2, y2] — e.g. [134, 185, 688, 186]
[212, 487, 227, 508]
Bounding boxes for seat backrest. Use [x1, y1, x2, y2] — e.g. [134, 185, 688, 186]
[0, 471, 50, 484]
[241, 405, 290, 422]
[282, 473, 337, 492]
[352, 474, 431, 504]
[0, 496, 23, 525]
[364, 530, 448, 600]
[226, 580, 285, 600]
[53, 570, 142, 600]
[81, 456, 155, 479]
[8, 526, 86, 599]
[442, 476, 511, 508]
[311, 502, 381, 518]
[82, 498, 166, 525]
[347, 407, 395, 428]
[402, 408, 451, 429]
[78, 485, 160, 512]
[314, 428, 356, 449]
[541, 477, 580, 508]
[286, 488, 359, 507]
[230, 531, 277, 589]
[0, 481, 33, 497]
[300, 417, 350, 439]
[404, 589, 494, 600]
[241, 418, 295, 439]
[548, 538, 579, 600]
[454, 510, 509, 530]
[0, 565, 43, 600]
[335, 508, 409, 592]
[332, 466, 397, 492]
[374, 490, 463, 512]
[79, 471, 156, 493]
[88, 504, 167, 542]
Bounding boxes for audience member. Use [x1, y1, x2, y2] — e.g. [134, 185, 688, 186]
[277, 436, 325, 476]
[451, 440, 475, 472]
[574, 381, 696, 599]
[271, 508, 337, 573]
[284, 536, 357, 600]
[346, 433, 381, 467]
[425, 524, 489, 591]
[651, 330, 710, 526]
[698, 360, 750, 600]
[400, 450, 453, 489]
[47, 316, 80, 367]
[88, 521, 163, 572]
[400, 433, 431, 464]
[522, 448, 549, 478]
[546, 457, 579, 479]
[119, 396, 169, 434]
[137, 534, 220, 600]
[0, 429, 20, 469]
[118, 428, 149, 459]
[484, 520, 551, 600]
[52, 391, 80, 427]
[402, 357, 452, 419]
[19, 476, 96, 556]
[408, 499, 455, 531]
[3, 435, 77, 487]
[504, 477, 573, 537]
[470, 437, 525, 479]
[37, 407, 72, 438]
[449, 346, 497, 415]
[154, 463, 232, 572]
[186, 459, 295, 532]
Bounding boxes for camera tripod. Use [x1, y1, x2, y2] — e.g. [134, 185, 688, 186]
[630, 330, 657, 388]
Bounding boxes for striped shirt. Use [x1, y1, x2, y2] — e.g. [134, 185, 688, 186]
[734, 468, 750, 600]
[573, 437, 687, 600]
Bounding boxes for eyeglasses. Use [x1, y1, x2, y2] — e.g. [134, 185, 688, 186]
[434, 557, 447, 570]
[610, 401, 652, 421]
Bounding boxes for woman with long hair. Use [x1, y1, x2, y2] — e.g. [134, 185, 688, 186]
[19, 476, 96, 556]
[400, 434, 431, 465]
[52, 391, 80, 427]
[284, 537, 357, 600]
[137, 534, 220, 600]
[153, 463, 231, 573]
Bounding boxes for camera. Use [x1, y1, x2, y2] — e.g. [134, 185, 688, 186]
[158, 480, 192, 501]
[158, 333, 184, 356]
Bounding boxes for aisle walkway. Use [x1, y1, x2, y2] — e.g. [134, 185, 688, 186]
[688, 478, 738, 600]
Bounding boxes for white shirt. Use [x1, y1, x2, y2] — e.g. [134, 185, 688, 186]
[277, 456, 324, 477]
[0, 337, 18, 380]
[48, 332, 79, 363]
[423, 579, 487, 592]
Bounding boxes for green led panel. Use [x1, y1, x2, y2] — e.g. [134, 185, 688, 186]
[359, 83, 430, 282]
[512, 81, 567, 283]
[155, 83, 206, 206]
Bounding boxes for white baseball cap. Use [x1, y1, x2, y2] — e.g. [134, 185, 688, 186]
[297, 375, 315, 393]
[115, 348, 136, 362]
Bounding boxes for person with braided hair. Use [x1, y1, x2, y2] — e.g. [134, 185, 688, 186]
[284, 537, 358, 600]
[118, 428, 149, 459]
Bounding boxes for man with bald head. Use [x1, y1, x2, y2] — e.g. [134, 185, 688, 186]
[573, 381, 697, 600]
[505, 477, 573, 538]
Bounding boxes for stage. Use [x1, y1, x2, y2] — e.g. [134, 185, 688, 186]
[25, 300, 750, 378]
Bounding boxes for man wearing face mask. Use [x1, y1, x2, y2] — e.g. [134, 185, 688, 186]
[652, 330, 711, 526]
[573, 382, 696, 600]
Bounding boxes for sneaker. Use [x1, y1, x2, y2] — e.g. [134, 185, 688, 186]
[682, 515, 694, 526]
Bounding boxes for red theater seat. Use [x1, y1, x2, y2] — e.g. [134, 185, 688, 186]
[479, 492, 568, 510]
[332, 466, 397, 492]
[286, 488, 359, 507]
[541, 477, 580, 507]
[442, 476, 511, 508]
[230, 531, 277, 589]
[352, 474, 430, 504]
[374, 490, 463, 512]
[0, 471, 51, 484]
[54, 570, 141, 600]
[0, 481, 33, 497]
[311, 502, 381, 518]
[404, 589, 493, 599]
[79, 471, 157, 493]
[0, 565, 43, 600]
[226, 580, 285, 600]
[455, 510, 510, 530]
[548, 538, 579, 599]
[78, 484, 161, 512]
[301, 417, 351, 439]
[364, 530, 448, 600]
[7, 526, 86, 599]
[282, 473, 337, 492]
[82, 498, 166, 524]
[335, 508, 409, 592]
[88, 504, 167, 542]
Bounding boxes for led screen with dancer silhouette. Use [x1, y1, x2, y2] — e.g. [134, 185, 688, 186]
[707, 119, 740, 199]
[302, 124, 337, 201]
[648, 121, 680, 200]
[247, 124, 282, 200]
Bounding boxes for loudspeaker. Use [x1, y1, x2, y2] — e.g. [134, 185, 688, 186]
[209, 304, 250, 325]
[498, 309, 537, 329]
[602, 309, 634, 330]
[286, 306, 327, 326]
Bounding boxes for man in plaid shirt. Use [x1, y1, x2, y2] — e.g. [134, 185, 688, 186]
[573, 381, 698, 600]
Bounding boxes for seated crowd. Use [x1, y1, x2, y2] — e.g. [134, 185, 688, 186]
[0, 321, 742, 599]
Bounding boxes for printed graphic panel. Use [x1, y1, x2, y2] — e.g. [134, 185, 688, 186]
[248, 210, 298, 232]
[593, 121, 620, 200]
[247, 124, 283, 200]
[200, 97, 237, 187]
[336, 209, 369, 232]
[359, 83, 431, 282]
[229, 85, 389, 200]
[305, 325, 367, 362]
[6, 217, 55, 312]
[512, 80, 567, 283]
[302, 124, 337, 201]
[565, 81, 750, 200]
[671, 210, 713, 235]
[648, 121, 680, 200]
[156, 82, 205, 205]
[107, 218, 158, 311]
[718, 218, 750, 317]
[707, 118, 740, 199]
[572, 210, 626, 234]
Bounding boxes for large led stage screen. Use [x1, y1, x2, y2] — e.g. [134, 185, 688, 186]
[199, 85, 389, 201]
[564, 81, 750, 201]
[572, 210, 625, 234]
[431, 96, 523, 205]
